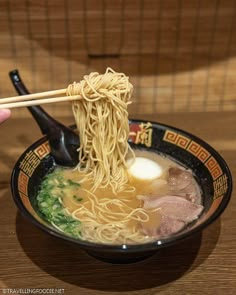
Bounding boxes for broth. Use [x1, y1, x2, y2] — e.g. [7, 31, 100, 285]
[37, 150, 203, 244]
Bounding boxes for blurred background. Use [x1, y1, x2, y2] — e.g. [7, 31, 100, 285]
[0, 0, 236, 118]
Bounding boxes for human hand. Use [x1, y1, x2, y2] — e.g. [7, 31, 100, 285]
[0, 109, 11, 124]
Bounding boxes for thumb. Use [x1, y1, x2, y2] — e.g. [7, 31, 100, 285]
[0, 109, 11, 124]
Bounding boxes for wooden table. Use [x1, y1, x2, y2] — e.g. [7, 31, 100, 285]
[0, 112, 235, 295]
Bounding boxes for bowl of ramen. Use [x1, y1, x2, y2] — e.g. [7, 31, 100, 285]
[11, 69, 232, 263]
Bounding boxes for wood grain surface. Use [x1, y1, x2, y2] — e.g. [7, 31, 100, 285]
[0, 112, 235, 295]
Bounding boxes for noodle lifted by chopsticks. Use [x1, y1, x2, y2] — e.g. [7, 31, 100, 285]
[66, 68, 134, 193]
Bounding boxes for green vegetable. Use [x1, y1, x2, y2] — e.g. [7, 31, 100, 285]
[73, 195, 83, 202]
[67, 179, 81, 187]
[37, 169, 82, 238]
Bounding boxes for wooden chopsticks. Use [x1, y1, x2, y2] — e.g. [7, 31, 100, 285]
[0, 88, 81, 109]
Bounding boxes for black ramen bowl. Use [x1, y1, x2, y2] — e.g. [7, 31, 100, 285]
[11, 119, 232, 263]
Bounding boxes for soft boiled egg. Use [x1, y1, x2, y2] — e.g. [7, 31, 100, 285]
[127, 157, 163, 181]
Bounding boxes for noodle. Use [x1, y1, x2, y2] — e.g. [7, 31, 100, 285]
[63, 68, 156, 244]
[37, 69, 165, 245]
[66, 67, 134, 193]
[67, 188, 158, 244]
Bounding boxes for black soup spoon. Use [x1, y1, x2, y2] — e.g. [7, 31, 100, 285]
[9, 70, 80, 167]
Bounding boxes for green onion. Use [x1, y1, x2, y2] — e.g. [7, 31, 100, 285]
[67, 179, 81, 187]
[36, 169, 82, 238]
[73, 195, 83, 202]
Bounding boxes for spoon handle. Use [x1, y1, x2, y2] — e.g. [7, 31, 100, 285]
[9, 70, 60, 135]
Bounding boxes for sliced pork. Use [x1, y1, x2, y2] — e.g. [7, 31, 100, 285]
[142, 214, 185, 238]
[144, 195, 203, 221]
[168, 167, 201, 203]
[168, 167, 192, 190]
[141, 195, 204, 238]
